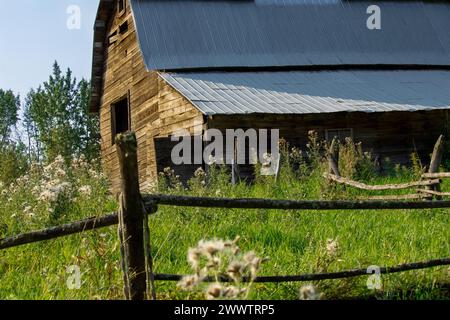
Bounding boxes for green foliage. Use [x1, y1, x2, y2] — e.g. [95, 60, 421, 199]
[0, 89, 20, 144]
[0, 142, 29, 186]
[338, 138, 377, 181]
[0, 151, 449, 300]
[23, 61, 100, 163]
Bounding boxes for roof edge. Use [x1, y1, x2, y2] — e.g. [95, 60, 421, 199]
[89, 0, 116, 113]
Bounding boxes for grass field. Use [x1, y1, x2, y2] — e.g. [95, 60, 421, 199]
[0, 142, 449, 300]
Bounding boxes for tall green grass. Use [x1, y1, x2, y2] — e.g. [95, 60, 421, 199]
[0, 139, 449, 300]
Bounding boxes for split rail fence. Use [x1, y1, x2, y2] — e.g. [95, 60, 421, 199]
[324, 135, 450, 201]
[0, 132, 449, 300]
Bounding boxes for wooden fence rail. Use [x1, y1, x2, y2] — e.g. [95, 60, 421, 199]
[323, 174, 440, 191]
[325, 135, 450, 201]
[2, 197, 450, 251]
[1, 132, 450, 300]
[154, 258, 450, 283]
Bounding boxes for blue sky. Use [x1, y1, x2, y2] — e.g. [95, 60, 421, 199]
[0, 0, 100, 98]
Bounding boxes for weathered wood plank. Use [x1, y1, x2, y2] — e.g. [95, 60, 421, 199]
[324, 174, 441, 191]
[116, 133, 147, 300]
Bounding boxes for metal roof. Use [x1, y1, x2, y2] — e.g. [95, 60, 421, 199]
[160, 70, 450, 115]
[130, 0, 450, 70]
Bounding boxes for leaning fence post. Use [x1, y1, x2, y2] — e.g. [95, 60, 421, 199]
[427, 135, 444, 200]
[328, 137, 340, 177]
[116, 132, 147, 300]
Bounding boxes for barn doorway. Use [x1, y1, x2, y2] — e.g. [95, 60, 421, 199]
[111, 95, 130, 145]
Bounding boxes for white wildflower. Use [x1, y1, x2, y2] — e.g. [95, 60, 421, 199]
[198, 239, 225, 257]
[206, 284, 223, 300]
[223, 286, 246, 299]
[187, 248, 202, 271]
[177, 275, 200, 291]
[227, 261, 245, 282]
[326, 238, 339, 257]
[78, 185, 92, 196]
[299, 284, 323, 300]
[194, 167, 206, 180]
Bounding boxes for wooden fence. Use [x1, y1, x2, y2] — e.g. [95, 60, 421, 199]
[324, 135, 450, 200]
[1, 132, 449, 300]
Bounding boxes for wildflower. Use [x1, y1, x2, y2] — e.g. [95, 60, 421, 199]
[244, 251, 269, 278]
[299, 284, 323, 300]
[38, 190, 58, 202]
[227, 261, 245, 282]
[224, 236, 241, 255]
[55, 168, 67, 177]
[163, 167, 173, 175]
[326, 238, 339, 257]
[194, 168, 206, 177]
[223, 286, 246, 299]
[187, 248, 202, 270]
[78, 185, 92, 196]
[198, 239, 225, 257]
[177, 275, 200, 291]
[206, 256, 221, 269]
[206, 284, 223, 300]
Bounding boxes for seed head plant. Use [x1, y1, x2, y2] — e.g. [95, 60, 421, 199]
[178, 237, 269, 300]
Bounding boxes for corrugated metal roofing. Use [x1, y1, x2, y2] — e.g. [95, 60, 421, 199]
[160, 70, 450, 115]
[130, 0, 450, 70]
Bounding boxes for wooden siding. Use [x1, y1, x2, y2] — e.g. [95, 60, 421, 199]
[99, 0, 156, 192]
[97, 2, 449, 189]
[207, 110, 449, 169]
[99, 0, 204, 192]
[150, 78, 205, 183]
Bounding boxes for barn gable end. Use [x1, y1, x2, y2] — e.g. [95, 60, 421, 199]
[94, 0, 204, 191]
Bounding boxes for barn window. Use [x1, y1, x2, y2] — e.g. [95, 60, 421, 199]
[111, 95, 131, 145]
[119, 20, 129, 35]
[108, 30, 118, 45]
[118, 0, 126, 15]
[325, 128, 353, 142]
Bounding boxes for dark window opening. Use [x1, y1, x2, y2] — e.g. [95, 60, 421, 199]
[111, 96, 130, 145]
[119, 21, 129, 34]
[118, 0, 125, 13]
[325, 128, 353, 142]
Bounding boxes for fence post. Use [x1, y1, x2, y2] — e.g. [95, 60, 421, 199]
[427, 135, 444, 200]
[328, 137, 340, 177]
[116, 132, 147, 300]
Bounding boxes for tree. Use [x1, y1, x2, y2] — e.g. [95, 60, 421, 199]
[0, 89, 20, 145]
[24, 61, 100, 162]
[0, 89, 27, 184]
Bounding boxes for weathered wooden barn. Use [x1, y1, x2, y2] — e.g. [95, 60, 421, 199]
[90, 0, 450, 191]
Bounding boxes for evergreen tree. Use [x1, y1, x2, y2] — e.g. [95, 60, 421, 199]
[24, 61, 100, 162]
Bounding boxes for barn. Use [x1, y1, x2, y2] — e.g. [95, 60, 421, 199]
[90, 0, 450, 192]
